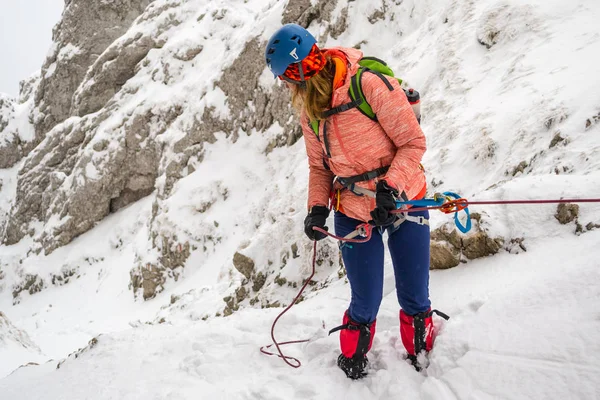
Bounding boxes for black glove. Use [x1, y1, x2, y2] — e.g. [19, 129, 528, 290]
[370, 180, 401, 226]
[304, 205, 330, 241]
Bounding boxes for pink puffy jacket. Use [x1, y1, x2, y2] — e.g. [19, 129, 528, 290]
[301, 47, 427, 223]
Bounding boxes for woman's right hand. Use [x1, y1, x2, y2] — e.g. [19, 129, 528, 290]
[304, 205, 330, 241]
[370, 180, 399, 226]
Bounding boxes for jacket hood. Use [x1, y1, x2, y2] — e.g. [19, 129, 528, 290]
[326, 46, 363, 77]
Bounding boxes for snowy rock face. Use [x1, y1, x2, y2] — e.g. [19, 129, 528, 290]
[127, 0, 353, 300]
[0, 96, 16, 169]
[2, 0, 339, 291]
[0, 75, 40, 169]
[2, 0, 171, 252]
[1, 105, 171, 252]
[0, 96, 13, 134]
[34, 0, 153, 138]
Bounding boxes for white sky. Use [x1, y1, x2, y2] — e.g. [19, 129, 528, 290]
[0, 0, 64, 97]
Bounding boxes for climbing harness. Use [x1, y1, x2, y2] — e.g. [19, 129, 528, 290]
[329, 166, 389, 212]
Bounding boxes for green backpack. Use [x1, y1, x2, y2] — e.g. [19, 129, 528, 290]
[309, 56, 420, 136]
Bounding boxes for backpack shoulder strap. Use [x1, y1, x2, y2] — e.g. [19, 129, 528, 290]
[310, 119, 320, 136]
[349, 67, 396, 121]
[305, 119, 331, 171]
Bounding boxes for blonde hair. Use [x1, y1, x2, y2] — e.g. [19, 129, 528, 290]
[290, 57, 334, 122]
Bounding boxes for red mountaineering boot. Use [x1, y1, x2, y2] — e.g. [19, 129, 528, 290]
[400, 309, 450, 371]
[329, 311, 376, 380]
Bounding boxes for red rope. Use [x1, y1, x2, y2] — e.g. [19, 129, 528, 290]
[260, 227, 372, 367]
[392, 198, 600, 214]
[461, 198, 600, 205]
[260, 241, 317, 368]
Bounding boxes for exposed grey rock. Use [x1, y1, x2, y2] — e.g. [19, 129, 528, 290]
[0, 95, 20, 169]
[221, 285, 250, 317]
[225, 0, 340, 150]
[430, 241, 460, 270]
[368, 6, 386, 25]
[291, 243, 299, 259]
[173, 45, 204, 62]
[282, 0, 312, 25]
[34, 0, 152, 137]
[555, 203, 579, 225]
[18, 74, 40, 105]
[12, 274, 44, 302]
[235, 286, 248, 303]
[72, 34, 163, 117]
[506, 237, 527, 253]
[216, 37, 300, 145]
[586, 111, 600, 130]
[158, 237, 190, 272]
[430, 213, 505, 269]
[130, 262, 166, 300]
[461, 230, 505, 260]
[223, 295, 235, 311]
[0, 95, 14, 133]
[329, 5, 349, 40]
[0, 75, 43, 169]
[128, 111, 225, 301]
[51, 267, 78, 286]
[549, 131, 566, 148]
[252, 272, 266, 293]
[129, 127, 222, 300]
[510, 160, 528, 176]
[163, 111, 219, 197]
[264, 300, 281, 309]
[233, 252, 255, 280]
[282, 0, 338, 29]
[586, 222, 600, 231]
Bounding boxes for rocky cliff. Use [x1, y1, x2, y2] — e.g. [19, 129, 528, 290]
[1, 0, 350, 302]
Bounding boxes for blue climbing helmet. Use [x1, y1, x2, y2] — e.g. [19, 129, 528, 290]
[265, 24, 317, 77]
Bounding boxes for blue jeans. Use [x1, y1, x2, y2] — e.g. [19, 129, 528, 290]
[334, 210, 431, 323]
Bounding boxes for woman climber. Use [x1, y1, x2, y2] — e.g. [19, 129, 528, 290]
[265, 23, 446, 379]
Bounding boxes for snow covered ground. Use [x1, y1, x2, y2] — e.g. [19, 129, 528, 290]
[1, 213, 599, 399]
[1, 0, 600, 399]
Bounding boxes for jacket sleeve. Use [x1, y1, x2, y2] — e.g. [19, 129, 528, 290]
[301, 114, 334, 210]
[361, 73, 426, 193]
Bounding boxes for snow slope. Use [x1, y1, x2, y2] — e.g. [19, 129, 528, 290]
[1, 0, 600, 399]
[1, 226, 599, 399]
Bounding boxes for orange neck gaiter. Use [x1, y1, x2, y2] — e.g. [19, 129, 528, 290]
[324, 48, 348, 90]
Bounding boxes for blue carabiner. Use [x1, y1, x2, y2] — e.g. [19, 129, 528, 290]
[442, 192, 471, 233]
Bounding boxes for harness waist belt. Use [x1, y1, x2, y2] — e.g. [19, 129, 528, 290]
[337, 166, 390, 187]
